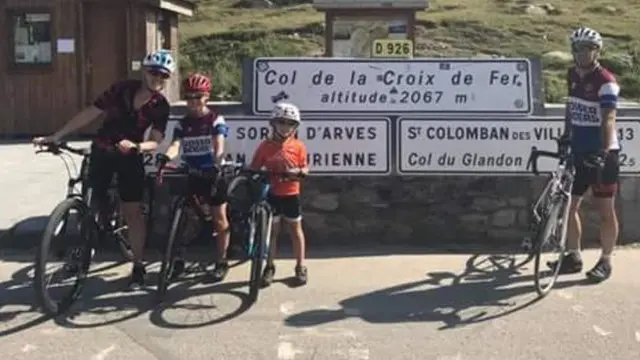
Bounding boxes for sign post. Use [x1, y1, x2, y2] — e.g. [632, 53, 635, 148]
[396, 117, 640, 175]
[253, 57, 532, 115]
[312, 0, 429, 57]
[146, 116, 392, 176]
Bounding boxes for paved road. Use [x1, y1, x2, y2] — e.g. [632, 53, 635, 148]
[0, 141, 89, 233]
[1, 248, 639, 360]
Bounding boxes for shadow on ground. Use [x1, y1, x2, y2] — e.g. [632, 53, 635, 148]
[284, 253, 596, 330]
[0, 252, 253, 338]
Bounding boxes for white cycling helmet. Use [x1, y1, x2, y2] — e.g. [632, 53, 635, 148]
[270, 102, 301, 124]
[570, 27, 603, 49]
[143, 49, 176, 75]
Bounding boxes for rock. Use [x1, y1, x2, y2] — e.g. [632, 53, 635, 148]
[540, 3, 562, 15]
[488, 228, 525, 241]
[460, 214, 489, 228]
[492, 209, 517, 227]
[517, 209, 530, 227]
[509, 197, 528, 207]
[522, 5, 548, 16]
[542, 51, 573, 63]
[309, 193, 339, 212]
[472, 198, 506, 212]
[586, 5, 619, 15]
[232, 0, 273, 9]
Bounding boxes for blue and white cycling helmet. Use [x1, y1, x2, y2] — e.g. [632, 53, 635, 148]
[142, 49, 176, 75]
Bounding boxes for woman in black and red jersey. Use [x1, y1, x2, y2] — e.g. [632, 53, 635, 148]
[33, 50, 175, 289]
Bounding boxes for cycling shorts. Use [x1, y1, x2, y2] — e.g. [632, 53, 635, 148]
[187, 175, 228, 207]
[572, 151, 620, 198]
[267, 194, 301, 221]
[88, 145, 146, 203]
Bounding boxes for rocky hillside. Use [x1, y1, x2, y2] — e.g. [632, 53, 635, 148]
[179, 0, 640, 102]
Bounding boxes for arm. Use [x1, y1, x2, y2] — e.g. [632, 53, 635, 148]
[165, 140, 181, 160]
[598, 81, 620, 152]
[298, 142, 309, 175]
[249, 142, 264, 171]
[163, 121, 182, 160]
[213, 115, 229, 165]
[53, 106, 103, 139]
[214, 135, 225, 164]
[138, 100, 170, 152]
[563, 69, 572, 137]
[56, 81, 126, 139]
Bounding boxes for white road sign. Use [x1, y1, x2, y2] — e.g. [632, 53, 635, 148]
[397, 117, 640, 175]
[145, 116, 391, 176]
[252, 57, 532, 115]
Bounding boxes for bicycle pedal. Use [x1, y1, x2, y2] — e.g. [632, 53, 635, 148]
[521, 237, 532, 251]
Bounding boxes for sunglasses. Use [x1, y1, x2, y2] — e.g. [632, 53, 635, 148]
[147, 69, 170, 79]
[183, 93, 206, 100]
[275, 119, 298, 126]
[572, 43, 598, 53]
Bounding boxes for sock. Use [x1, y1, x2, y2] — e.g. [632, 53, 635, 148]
[601, 253, 612, 262]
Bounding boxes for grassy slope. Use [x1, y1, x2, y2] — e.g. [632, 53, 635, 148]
[179, 0, 640, 101]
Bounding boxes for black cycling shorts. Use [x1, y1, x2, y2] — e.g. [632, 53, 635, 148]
[187, 175, 228, 206]
[88, 145, 146, 203]
[572, 151, 620, 198]
[267, 194, 302, 221]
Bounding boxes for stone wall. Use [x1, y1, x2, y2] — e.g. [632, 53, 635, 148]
[145, 174, 637, 249]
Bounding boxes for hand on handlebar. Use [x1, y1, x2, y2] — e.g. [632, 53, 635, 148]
[32, 135, 60, 147]
[116, 139, 139, 154]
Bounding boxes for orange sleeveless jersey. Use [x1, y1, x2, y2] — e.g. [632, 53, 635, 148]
[249, 138, 308, 196]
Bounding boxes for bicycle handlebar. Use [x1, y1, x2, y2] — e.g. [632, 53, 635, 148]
[35, 142, 89, 156]
[155, 160, 307, 186]
[526, 138, 570, 176]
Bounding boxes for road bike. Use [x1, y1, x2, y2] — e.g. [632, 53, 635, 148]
[154, 160, 242, 301]
[523, 139, 574, 296]
[33, 142, 145, 316]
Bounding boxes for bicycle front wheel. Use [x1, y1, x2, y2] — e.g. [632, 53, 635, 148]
[248, 205, 270, 302]
[157, 200, 186, 302]
[533, 196, 568, 297]
[34, 197, 97, 316]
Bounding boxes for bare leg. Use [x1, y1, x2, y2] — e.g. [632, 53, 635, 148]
[213, 203, 230, 262]
[566, 197, 584, 253]
[596, 197, 618, 259]
[121, 202, 146, 262]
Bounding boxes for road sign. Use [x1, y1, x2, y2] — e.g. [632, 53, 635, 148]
[252, 57, 532, 115]
[371, 39, 413, 58]
[146, 116, 391, 176]
[396, 117, 640, 175]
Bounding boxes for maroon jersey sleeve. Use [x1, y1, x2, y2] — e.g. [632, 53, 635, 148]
[93, 81, 128, 110]
[148, 97, 170, 134]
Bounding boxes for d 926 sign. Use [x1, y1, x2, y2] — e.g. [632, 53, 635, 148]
[371, 39, 413, 58]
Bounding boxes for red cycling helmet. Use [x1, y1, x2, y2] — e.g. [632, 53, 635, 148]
[182, 73, 212, 94]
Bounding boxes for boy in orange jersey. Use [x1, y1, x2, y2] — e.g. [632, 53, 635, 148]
[250, 102, 309, 286]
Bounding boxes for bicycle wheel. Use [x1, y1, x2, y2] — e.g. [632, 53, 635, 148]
[248, 205, 269, 302]
[156, 199, 186, 302]
[35, 197, 98, 316]
[533, 197, 568, 297]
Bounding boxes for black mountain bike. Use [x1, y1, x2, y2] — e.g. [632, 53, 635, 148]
[524, 139, 574, 297]
[154, 161, 242, 301]
[34, 142, 138, 316]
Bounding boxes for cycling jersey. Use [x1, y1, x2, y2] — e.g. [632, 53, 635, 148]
[566, 65, 620, 154]
[93, 79, 170, 147]
[250, 138, 307, 196]
[172, 111, 229, 169]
